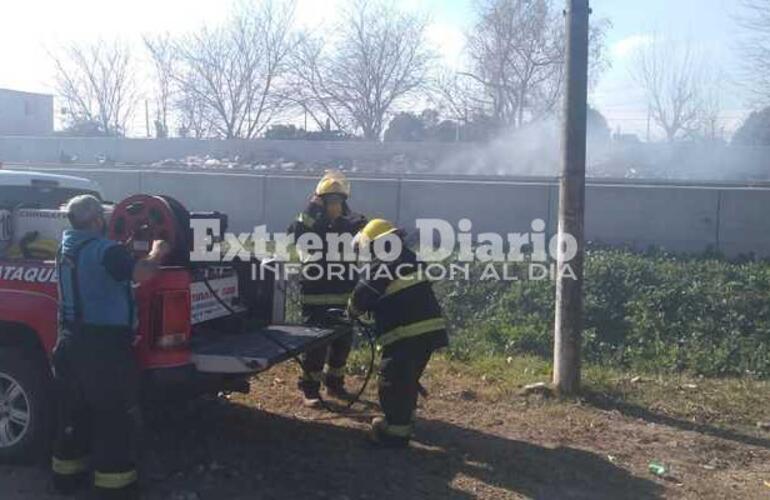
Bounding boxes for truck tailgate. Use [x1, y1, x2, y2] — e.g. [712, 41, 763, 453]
[190, 325, 341, 374]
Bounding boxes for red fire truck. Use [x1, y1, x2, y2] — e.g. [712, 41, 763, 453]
[0, 169, 337, 462]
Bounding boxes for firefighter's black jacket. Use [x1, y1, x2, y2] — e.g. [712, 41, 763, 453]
[289, 201, 367, 313]
[349, 245, 449, 350]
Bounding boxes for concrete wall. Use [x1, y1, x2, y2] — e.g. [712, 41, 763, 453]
[400, 180, 553, 235]
[581, 185, 720, 254]
[717, 189, 770, 257]
[141, 172, 266, 233]
[8, 166, 770, 258]
[48, 168, 143, 203]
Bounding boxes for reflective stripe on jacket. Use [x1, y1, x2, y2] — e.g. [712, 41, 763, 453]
[288, 202, 367, 311]
[349, 249, 448, 349]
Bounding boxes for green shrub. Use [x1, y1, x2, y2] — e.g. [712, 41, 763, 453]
[436, 249, 770, 378]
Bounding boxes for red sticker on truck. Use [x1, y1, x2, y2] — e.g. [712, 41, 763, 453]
[189, 275, 243, 324]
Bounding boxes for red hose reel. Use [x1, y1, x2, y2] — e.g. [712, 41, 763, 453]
[109, 194, 191, 264]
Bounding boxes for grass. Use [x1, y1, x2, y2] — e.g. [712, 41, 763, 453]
[342, 329, 770, 432]
[417, 353, 770, 432]
[282, 246, 770, 432]
[585, 369, 770, 430]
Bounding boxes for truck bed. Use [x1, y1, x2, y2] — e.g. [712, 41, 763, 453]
[190, 324, 343, 374]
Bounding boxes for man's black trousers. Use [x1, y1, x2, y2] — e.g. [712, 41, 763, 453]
[52, 327, 139, 499]
[378, 336, 434, 431]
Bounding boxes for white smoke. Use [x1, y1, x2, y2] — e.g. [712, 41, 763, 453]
[435, 120, 768, 181]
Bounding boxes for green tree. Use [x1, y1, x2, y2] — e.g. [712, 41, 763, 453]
[384, 113, 426, 141]
[587, 106, 611, 145]
[733, 107, 770, 146]
[264, 124, 306, 140]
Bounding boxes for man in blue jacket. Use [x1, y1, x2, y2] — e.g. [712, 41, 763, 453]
[51, 195, 168, 499]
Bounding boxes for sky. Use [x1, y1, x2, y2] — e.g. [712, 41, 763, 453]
[0, 0, 754, 138]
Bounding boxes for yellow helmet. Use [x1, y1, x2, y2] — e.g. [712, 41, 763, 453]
[353, 218, 398, 248]
[315, 170, 351, 197]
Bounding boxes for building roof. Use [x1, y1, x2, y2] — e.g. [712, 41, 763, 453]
[0, 88, 53, 99]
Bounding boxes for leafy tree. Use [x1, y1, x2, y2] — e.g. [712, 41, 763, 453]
[264, 124, 306, 140]
[384, 113, 426, 141]
[458, 113, 499, 142]
[56, 119, 112, 137]
[732, 107, 770, 146]
[263, 123, 357, 141]
[587, 106, 611, 145]
[430, 120, 460, 142]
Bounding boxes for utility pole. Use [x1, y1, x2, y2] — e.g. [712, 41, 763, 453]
[553, 0, 590, 395]
[646, 104, 651, 142]
[145, 100, 151, 138]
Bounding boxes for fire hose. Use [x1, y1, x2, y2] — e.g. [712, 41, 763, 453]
[201, 274, 377, 414]
[107, 194, 378, 413]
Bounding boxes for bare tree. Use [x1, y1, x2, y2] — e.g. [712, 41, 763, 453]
[631, 36, 707, 142]
[290, 0, 434, 140]
[736, 0, 770, 103]
[51, 40, 137, 136]
[694, 73, 725, 142]
[433, 69, 488, 125]
[460, 0, 609, 129]
[466, 0, 562, 127]
[434, 76, 472, 125]
[168, 0, 296, 139]
[175, 93, 216, 139]
[286, 34, 350, 133]
[143, 33, 175, 137]
[144, 32, 217, 138]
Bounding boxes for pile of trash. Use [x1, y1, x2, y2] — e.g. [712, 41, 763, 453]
[149, 156, 318, 172]
[145, 154, 437, 175]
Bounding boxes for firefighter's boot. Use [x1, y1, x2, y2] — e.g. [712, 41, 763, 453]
[298, 374, 323, 409]
[302, 390, 322, 409]
[368, 417, 411, 449]
[324, 366, 350, 399]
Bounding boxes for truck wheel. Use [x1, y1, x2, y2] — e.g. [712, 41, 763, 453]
[0, 348, 53, 464]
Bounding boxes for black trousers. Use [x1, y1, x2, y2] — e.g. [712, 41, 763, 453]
[52, 328, 140, 499]
[378, 336, 434, 430]
[299, 309, 354, 392]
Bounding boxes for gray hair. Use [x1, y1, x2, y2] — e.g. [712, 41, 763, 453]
[65, 195, 104, 229]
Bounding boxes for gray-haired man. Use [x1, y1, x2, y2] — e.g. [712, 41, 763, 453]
[51, 195, 168, 499]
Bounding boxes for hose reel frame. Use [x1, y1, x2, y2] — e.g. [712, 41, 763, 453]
[108, 194, 191, 265]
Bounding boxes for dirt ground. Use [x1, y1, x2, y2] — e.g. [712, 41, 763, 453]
[2, 361, 770, 500]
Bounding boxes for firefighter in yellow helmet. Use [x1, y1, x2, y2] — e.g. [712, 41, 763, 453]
[288, 171, 367, 407]
[348, 219, 448, 448]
